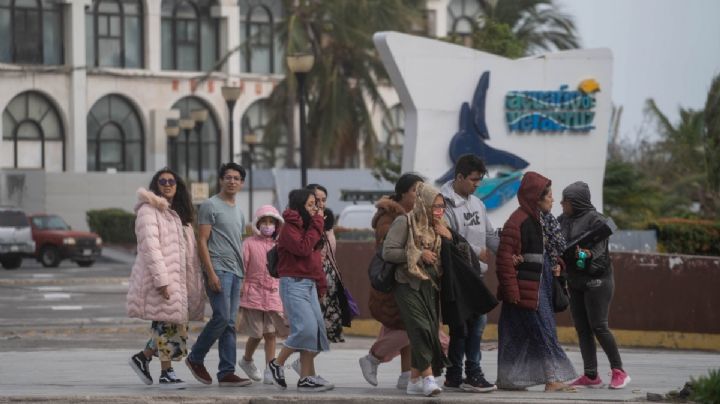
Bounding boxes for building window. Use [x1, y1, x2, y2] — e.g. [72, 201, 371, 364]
[447, 0, 480, 42]
[87, 94, 144, 172]
[161, 0, 219, 72]
[239, 0, 283, 74]
[168, 97, 220, 185]
[2, 91, 64, 171]
[381, 104, 404, 165]
[86, 0, 144, 68]
[0, 0, 63, 65]
[241, 98, 287, 168]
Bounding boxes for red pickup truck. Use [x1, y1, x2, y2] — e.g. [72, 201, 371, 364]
[29, 214, 103, 267]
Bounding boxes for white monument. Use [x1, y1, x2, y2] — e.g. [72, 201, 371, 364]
[374, 32, 613, 225]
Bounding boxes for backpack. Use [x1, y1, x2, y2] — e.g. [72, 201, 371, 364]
[266, 245, 279, 278]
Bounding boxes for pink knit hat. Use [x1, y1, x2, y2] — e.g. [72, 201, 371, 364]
[253, 204, 283, 230]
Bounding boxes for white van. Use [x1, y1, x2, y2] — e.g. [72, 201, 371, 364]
[336, 205, 376, 240]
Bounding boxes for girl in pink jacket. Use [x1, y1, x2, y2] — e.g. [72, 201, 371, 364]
[126, 168, 204, 389]
[237, 205, 289, 384]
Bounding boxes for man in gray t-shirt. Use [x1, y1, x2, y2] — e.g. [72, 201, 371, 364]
[186, 163, 251, 387]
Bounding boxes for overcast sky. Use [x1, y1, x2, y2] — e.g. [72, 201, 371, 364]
[560, 0, 720, 141]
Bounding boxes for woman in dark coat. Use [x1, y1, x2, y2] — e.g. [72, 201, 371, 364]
[495, 171, 577, 391]
[559, 181, 630, 389]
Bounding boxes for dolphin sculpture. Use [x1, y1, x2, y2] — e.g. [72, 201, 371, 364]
[437, 71, 529, 185]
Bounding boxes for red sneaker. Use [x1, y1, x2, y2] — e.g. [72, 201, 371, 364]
[609, 369, 631, 389]
[570, 374, 603, 388]
[185, 358, 212, 385]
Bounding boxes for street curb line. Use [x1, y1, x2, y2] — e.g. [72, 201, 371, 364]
[344, 320, 720, 351]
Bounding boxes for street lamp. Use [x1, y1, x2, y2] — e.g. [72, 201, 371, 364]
[222, 85, 242, 163]
[165, 119, 180, 138]
[178, 117, 195, 181]
[244, 133, 259, 218]
[191, 109, 208, 181]
[286, 52, 315, 187]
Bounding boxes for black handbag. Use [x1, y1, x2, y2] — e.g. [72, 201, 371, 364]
[552, 276, 570, 312]
[368, 248, 396, 293]
[266, 245, 279, 278]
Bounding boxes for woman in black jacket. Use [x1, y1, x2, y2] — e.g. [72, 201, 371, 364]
[558, 181, 630, 390]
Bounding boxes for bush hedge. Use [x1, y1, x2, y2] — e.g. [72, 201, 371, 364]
[648, 218, 720, 256]
[87, 208, 136, 244]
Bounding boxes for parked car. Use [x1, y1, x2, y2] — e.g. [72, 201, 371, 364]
[335, 204, 376, 241]
[0, 207, 35, 270]
[29, 214, 102, 267]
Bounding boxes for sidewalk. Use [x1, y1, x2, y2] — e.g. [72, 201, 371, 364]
[1, 343, 717, 403]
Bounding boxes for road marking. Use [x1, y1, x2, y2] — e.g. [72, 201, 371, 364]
[43, 293, 71, 300]
[32, 274, 55, 279]
[36, 286, 63, 292]
[50, 306, 83, 311]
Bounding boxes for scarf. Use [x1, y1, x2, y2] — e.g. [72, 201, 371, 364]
[405, 183, 442, 283]
[539, 210, 567, 267]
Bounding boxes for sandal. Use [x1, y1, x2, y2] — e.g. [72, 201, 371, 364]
[545, 382, 577, 392]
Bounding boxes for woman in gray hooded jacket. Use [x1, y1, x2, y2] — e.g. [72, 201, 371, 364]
[558, 182, 630, 390]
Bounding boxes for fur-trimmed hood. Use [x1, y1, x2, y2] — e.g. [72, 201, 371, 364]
[134, 188, 170, 213]
[372, 196, 406, 229]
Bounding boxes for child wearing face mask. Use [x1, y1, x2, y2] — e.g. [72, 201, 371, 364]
[237, 205, 290, 385]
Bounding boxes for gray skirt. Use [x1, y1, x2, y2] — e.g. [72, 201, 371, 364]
[279, 277, 330, 352]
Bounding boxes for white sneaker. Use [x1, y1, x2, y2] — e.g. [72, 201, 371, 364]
[423, 376, 442, 397]
[313, 375, 335, 390]
[396, 371, 410, 390]
[238, 358, 262, 382]
[290, 358, 301, 376]
[406, 377, 424, 395]
[358, 354, 379, 386]
[263, 368, 274, 385]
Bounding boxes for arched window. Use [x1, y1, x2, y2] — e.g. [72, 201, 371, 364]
[85, 0, 143, 68]
[1, 91, 64, 171]
[381, 104, 404, 165]
[87, 94, 144, 172]
[168, 97, 220, 184]
[161, 0, 219, 71]
[447, 0, 480, 41]
[241, 98, 287, 168]
[238, 0, 283, 74]
[0, 0, 63, 65]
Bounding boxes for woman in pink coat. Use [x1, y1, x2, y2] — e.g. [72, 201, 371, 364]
[126, 168, 204, 389]
[237, 205, 288, 384]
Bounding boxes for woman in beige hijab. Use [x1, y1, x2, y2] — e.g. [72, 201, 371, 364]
[382, 182, 450, 397]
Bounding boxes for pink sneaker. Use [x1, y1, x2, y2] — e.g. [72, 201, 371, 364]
[609, 369, 631, 389]
[570, 374, 603, 388]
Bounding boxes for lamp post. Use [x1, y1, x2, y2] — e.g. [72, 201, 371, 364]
[221, 85, 242, 163]
[165, 119, 180, 169]
[178, 117, 195, 181]
[244, 133, 259, 218]
[286, 52, 315, 187]
[191, 108, 208, 181]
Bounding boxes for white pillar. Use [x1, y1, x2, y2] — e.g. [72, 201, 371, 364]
[149, 109, 181, 171]
[63, 0, 90, 172]
[146, 0, 162, 72]
[216, 2, 241, 77]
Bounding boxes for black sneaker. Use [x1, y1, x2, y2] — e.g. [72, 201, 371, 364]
[159, 367, 186, 389]
[128, 351, 152, 385]
[297, 376, 332, 392]
[443, 376, 463, 391]
[461, 374, 496, 393]
[268, 358, 287, 389]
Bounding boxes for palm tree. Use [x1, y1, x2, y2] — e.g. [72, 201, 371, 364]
[446, 0, 580, 55]
[265, 0, 424, 168]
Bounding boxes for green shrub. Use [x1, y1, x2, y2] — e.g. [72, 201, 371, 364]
[648, 218, 720, 256]
[86, 208, 136, 244]
[690, 368, 720, 404]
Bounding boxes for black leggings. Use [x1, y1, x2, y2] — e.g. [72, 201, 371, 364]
[569, 276, 622, 377]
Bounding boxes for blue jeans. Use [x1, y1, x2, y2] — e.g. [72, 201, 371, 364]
[446, 313, 487, 381]
[188, 270, 241, 379]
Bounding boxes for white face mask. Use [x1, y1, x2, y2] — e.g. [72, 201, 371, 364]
[259, 224, 276, 237]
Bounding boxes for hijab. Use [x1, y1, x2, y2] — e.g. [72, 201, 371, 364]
[405, 182, 442, 282]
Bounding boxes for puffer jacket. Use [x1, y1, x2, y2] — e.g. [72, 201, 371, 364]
[126, 188, 205, 324]
[240, 234, 283, 312]
[495, 172, 551, 311]
[368, 197, 405, 330]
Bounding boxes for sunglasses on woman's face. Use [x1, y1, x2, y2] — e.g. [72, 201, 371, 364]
[158, 178, 176, 187]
